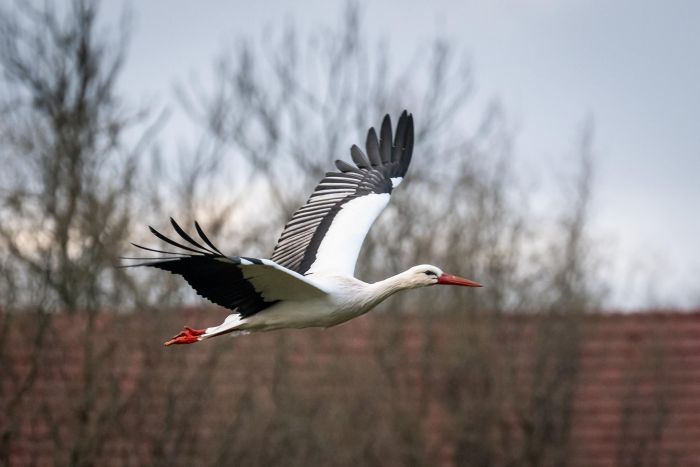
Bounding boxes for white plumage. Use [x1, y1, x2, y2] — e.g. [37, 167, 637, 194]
[124, 111, 481, 346]
[305, 193, 390, 276]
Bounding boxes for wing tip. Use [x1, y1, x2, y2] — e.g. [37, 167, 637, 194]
[391, 110, 414, 176]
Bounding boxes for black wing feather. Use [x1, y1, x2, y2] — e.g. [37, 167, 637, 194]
[379, 114, 392, 164]
[148, 226, 204, 255]
[145, 256, 272, 317]
[365, 128, 382, 167]
[170, 217, 216, 255]
[392, 111, 408, 162]
[195, 221, 225, 256]
[129, 242, 189, 256]
[127, 222, 275, 317]
[350, 145, 371, 169]
[334, 160, 362, 174]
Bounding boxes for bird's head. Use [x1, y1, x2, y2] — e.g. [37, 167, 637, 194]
[404, 264, 482, 289]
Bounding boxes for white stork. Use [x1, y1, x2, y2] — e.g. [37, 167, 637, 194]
[125, 111, 481, 346]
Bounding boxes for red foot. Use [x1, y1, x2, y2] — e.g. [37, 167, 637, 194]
[164, 326, 206, 346]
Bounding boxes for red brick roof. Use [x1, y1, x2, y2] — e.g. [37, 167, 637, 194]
[572, 312, 700, 467]
[2, 309, 699, 466]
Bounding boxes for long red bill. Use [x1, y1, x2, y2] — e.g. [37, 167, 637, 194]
[437, 273, 483, 287]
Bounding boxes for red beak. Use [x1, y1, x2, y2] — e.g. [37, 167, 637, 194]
[437, 273, 482, 287]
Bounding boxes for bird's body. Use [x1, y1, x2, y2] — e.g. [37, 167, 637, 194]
[124, 111, 481, 345]
[215, 276, 374, 334]
[220, 276, 373, 333]
[198, 266, 455, 337]
[259, 276, 381, 329]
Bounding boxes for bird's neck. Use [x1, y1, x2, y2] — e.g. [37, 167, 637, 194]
[367, 271, 414, 306]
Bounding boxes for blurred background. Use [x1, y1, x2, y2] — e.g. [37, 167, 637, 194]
[0, 1, 698, 466]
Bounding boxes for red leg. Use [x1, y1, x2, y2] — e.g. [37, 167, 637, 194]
[164, 326, 206, 346]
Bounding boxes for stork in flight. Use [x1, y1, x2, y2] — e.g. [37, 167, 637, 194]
[125, 111, 481, 346]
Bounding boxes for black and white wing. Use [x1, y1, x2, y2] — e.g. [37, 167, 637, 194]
[123, 219, 327, 318]
[271, 111, 414, 276]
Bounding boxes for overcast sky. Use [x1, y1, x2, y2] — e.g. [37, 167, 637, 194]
[102, 0, 700, 309]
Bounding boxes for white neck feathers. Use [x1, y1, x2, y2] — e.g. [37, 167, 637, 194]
[366, 270, 420, 306]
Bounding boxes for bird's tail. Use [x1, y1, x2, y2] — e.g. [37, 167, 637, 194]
[164, 314, 249, 346]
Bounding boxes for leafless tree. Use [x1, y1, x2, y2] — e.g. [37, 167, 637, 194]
[0, 1, 678, 467]
[172, 6, 605, 465]
[0, 1, 165, 464]
[0, 0, 145, 312]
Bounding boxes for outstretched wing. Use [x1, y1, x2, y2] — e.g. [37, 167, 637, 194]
[271, 110, 414, 276]
[123, 219, 327, 318]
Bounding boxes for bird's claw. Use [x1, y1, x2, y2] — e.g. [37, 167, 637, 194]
[164, 326, 206, 346]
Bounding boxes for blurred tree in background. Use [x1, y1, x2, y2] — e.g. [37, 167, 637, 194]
[0, 0, 602, 314]
[0, 1, 676, 467]
[175, 3, 603, 315]
[0, 0, 142, 313]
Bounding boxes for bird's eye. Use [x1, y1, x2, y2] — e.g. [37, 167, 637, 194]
[424, 270, 437, 276]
